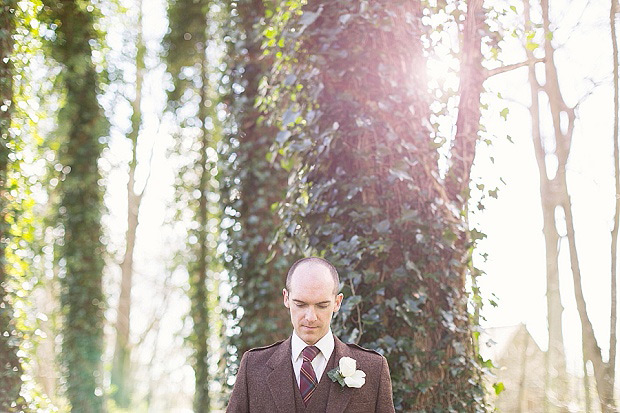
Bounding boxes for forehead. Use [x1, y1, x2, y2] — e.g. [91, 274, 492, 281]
[288, 262, 335, 299]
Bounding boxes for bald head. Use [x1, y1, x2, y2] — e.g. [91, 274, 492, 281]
[286, 257, 340, 295]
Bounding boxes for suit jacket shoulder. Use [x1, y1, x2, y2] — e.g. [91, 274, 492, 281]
[246, 339, 286, 353]
[345, 342, 383, 357]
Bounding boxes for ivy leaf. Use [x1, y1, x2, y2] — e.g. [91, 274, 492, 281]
[299, 6, 323, 27]
[339, 14, 351, 25]
[284, 74, 297, 86]
[389, 166, 413, 182]
[374, 219, 390, 233]
[525, 41, 539, 51]
[282, 108, 299, 126]
[276, 130, 292, 145]
[499, 107, 509, 120]
[493, 382, 505, 395]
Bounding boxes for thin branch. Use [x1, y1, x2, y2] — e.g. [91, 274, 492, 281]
[484, 57, 545, 79]
[608, 0, 619, 390]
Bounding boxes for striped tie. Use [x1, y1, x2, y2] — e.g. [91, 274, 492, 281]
[299, 346, 320, 406]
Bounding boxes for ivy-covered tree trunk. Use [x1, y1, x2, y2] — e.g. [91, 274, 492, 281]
[223, 0, 291, 361]
[0, 1, 24, 410]
[42, 1, 107, 411]
[270, 2, 486, 410]
[164, 0, 212, 410]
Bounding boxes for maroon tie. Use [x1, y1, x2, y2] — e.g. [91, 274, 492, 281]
[299, 346, 320, 405]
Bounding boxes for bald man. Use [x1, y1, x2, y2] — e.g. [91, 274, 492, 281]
[226, 257, 395, 413]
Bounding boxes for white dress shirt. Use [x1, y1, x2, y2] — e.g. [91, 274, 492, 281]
[291, 328, 335, 386]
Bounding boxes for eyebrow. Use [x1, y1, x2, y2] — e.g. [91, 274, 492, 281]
[292, 299, 331, 305]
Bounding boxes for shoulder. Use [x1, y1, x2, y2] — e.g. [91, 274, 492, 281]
[242, 339, 287, 363]
[341, 341, 386, 365]
[247, 339, 287, 353]
[345, 342, 383, 357]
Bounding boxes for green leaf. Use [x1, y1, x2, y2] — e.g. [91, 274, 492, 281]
[374, 219, 391, 234]
[493, 382, 505, 395]
[525, 41, 539, 51]
[327, 368, 345, 386]
[282, 108, 300, 126]
[499, 107, 509, 120]
[276, 130, 292, 145]
[299, 8, 322, 27]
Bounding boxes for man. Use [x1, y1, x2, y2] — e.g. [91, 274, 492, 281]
[227, 257, 395, 413]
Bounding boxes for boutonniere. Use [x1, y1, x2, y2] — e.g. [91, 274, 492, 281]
[327, 356, 366, 388]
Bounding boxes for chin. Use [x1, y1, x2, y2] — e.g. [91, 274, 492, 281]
[300, 330, 321, 344]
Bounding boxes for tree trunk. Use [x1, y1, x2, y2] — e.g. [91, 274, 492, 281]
[163, 0, 213, 409]
[43, 0, 107, 410]
[526, 0, 616, 410]
[225, 0, 291, 362]
[111, 1, 147, 406]
[272, 1, 487, 409]
[523, 1, 569, 410]
[191, 46, 211, 411]
[609, 0, 619, 393]
[0, 1, 24, 410]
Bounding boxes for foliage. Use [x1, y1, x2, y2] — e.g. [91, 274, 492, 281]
[262, 0, 488, 410]
[0, 1, 26, 409]
[219, 0, 292, 379]
[1, 1, 62, 411]
[39, 0, 108, 411]
[163, 0, 217, 409]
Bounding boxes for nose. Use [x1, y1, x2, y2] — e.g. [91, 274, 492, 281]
[305, 307, 317, 322]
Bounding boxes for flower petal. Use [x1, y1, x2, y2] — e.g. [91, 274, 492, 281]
[339, 357, 357, 377]
[344, 370, 366, 388]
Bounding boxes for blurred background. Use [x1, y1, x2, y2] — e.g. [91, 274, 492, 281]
[0, 0, 618, 411]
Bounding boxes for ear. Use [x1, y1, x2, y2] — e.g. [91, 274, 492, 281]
[333, 293, 344, 312]
[283, 288, 290, 308]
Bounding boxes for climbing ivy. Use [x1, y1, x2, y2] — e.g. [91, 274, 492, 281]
[219, 0, 292, 377]
[263, 1, 488, 410]
[40, 0, 108, 411]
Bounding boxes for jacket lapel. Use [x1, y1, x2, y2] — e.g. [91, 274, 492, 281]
[326, 336, 353, 413]
[266, 337, 296, 413]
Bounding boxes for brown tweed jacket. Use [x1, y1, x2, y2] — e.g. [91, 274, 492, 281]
[226, 335, 395, 413]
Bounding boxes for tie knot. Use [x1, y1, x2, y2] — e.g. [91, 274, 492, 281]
[302, 346, 320, 362]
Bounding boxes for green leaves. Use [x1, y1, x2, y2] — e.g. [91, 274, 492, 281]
[327, 367, 346, 387]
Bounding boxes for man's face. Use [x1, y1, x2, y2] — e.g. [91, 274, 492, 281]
[283, 263, 343, 345]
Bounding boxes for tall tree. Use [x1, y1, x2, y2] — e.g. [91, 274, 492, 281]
[0, 1, 24, 409]
[609, 0, 619, 395]
[111, 0, 151, 407]
[221, 0, 291, 364]
[523, 1, 569, 410]
[526, 0, 616, 410]
[41, 0, 107, 411]
[266, 1, 489, 410]
[164, 0, 213, 410]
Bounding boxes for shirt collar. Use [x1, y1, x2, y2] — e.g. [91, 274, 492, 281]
[292, 328, 334, 361]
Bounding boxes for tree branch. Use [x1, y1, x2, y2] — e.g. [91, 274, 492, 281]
[484, 57, 545, 79]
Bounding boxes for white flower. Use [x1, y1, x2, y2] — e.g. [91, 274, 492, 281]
[329, 357, 366, 389]
[343, 369, 366, 388]
[339, 356, 357, 377]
